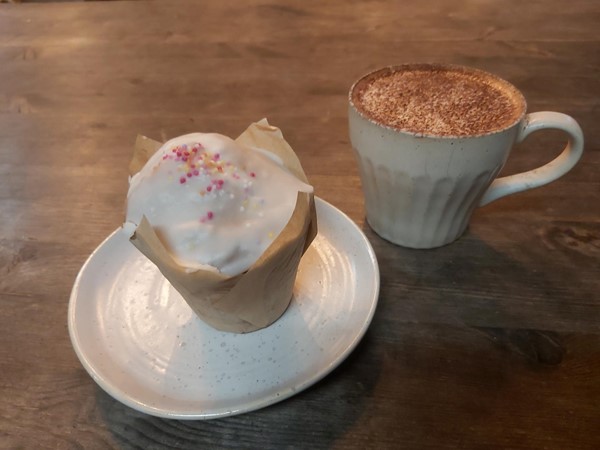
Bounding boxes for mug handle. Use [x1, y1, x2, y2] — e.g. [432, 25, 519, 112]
[479, 111, 584, 206]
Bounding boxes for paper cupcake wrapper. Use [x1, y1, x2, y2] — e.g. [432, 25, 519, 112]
[127, 119, 317, 333]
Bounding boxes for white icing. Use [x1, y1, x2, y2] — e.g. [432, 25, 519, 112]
[125, 133, 312, 276]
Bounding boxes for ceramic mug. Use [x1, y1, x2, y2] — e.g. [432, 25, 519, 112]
[348, 64, 584, 248]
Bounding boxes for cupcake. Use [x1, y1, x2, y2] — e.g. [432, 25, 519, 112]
[123, 120, 317, 333]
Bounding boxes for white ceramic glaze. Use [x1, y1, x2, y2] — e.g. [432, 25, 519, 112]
[349, 66, 584, 249]
[68, 197, 379, 420]
[479, 111, 584, 205]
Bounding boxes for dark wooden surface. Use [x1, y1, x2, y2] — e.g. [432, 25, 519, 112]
[1, 1, 599, 449]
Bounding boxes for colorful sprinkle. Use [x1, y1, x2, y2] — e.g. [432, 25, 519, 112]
[199, 210, 215, 223]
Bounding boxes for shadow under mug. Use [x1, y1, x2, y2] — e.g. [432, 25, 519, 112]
[348, 64, 584, 249]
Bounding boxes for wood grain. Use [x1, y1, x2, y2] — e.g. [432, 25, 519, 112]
[0, 0, 599, 449]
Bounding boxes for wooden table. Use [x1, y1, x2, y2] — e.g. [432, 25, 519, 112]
[1, 0, 598, 448]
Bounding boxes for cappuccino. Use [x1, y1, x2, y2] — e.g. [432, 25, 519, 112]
[348, 63, 583, 248]
[351, 64, 526, 137]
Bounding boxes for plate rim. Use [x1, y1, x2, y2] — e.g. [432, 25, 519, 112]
[68, 196, 380, 419]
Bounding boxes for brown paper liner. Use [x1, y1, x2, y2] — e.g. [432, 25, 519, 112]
[127, 119, 318, 333]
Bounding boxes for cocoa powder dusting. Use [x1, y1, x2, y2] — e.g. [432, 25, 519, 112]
[353, 66, 525, 136]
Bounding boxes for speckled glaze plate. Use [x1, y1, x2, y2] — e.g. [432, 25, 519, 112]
[68, 197, 379, 420]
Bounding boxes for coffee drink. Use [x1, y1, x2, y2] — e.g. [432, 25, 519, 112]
[351, 64, 526, 137]
[348, 64, 583, 248]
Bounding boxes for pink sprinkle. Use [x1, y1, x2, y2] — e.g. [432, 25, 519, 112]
[213, 153, 220, 161]
[193, 169, 199, 176]
[191, 164, 196, 168]
[192, 147, 198, 153]
[182, 156, 188, 162]
[162, 154, 168, 160]
[217, 179, 224, 185]
[250, 172, 256, 178]
[187, 172, 192, 177]
[179, 177, 186, 184]
[206, 185, 212, 192]
[184, 151, 190, 157]
[176, 151, 182, 157]
[207, 211, 214, 220]
[172, 148, 177, 153]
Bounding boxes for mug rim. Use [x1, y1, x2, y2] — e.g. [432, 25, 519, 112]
[349, 63, 528, 139]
